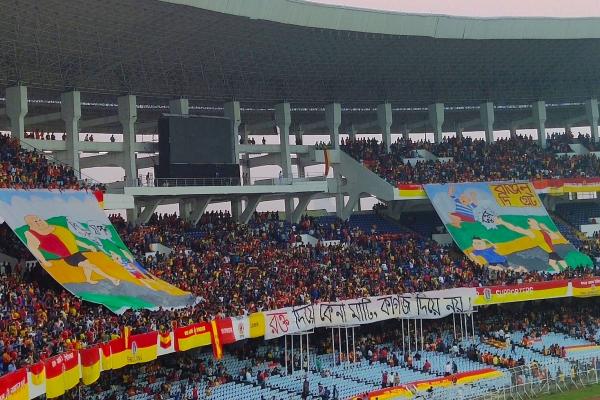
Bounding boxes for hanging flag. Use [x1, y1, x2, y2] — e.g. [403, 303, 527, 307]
[80, 347, 101, 385]
[159, 331, 172, 349]
[93, 190, 105, 209]
[248, 312, 266, 338]
[0, 368, 28, 400]
[215, 316, 252, 344]
[174, 322, 212, 352]
[324, 149, 330, 176]
[109, 337, 128, 370]
[100, 343, 112, 371]
[29, 362, 45, 387]
[122, 326, 131, 348]
[127, 331, 158, 365]
[44, 351, 79, 399]
[210, 320, 223, 360]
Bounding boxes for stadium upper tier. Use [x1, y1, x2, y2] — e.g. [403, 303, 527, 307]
[341, 134, 600, 185]
[1, 0, 600, 109]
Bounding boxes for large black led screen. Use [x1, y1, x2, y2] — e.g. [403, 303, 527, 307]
[166, 115, 235, 164]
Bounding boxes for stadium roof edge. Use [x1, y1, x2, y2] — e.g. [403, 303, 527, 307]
[161, 0, 600, 39]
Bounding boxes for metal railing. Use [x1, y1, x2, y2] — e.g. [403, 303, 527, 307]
[128, 175, 327, 188]
[429, 356, 600, 400]
[130, 177, 241, 187]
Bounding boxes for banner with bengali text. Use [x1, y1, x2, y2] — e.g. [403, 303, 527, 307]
[424, 182, 592, 273]
[0, 368, 28, 400]
[571, 277, 600, 298]
[263, 288, 475, 339]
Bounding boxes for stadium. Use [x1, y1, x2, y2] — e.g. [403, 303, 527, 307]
[1, 0, 600, 399]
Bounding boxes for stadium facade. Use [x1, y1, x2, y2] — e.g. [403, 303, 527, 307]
[1, 0, 600, 224]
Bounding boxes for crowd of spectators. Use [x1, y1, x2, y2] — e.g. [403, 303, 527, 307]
[341, 135, 600, 185]
[2, 208, 598, 376]
[0, 133, 599, 388]
[0, 133, 103, 190]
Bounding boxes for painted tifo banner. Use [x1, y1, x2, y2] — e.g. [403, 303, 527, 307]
[424, 182, 592, 273]
[0, 189, 194, 313]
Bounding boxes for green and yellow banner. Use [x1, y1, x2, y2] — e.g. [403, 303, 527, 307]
[423, 182, 592, 273]
[0, 189, 193, 313]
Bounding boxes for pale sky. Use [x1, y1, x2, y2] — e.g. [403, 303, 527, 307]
[309, 0, 600, 17]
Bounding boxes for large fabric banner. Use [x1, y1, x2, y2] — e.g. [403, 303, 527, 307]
[263, 288, 475, 339]
[424, 182, 593, 272]
[0, 189, 194, 313]
[0, 368, 28, 400]
[473, 280, 571, 306]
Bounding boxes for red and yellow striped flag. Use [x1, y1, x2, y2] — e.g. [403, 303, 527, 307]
[29, 362, 45, 386]
[159, 331, 172, 349]
[211, 320, 223, 360]
[44, 351, 79, 399]
[127, 331, 158, 365]
[174, 322, 212, 352]
[80, 346, 101, 385]
[101, 343, 112, 371]
[0, 368, 28, 400]
[109, 337, 128, 370]
[94, 190, 105, 209]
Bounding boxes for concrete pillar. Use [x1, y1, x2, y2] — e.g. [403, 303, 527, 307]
[179, 200, 193, 221]
[239, 195, 263, 224]
[349, 125, 357, 141]
[60, 91, 82, 176]
[377, 103, 392, 153]
[335, 171, 345, 219]
[169, 98, 189, 115]
[532, 101, 547, 148]
[126, 206, 140, 226]
[428, 103, 444, 143]
[480, 102, 494, 143]
[585, 99, 599, 142]
[275, 102, 293, 217]
[118, 95, 137, 185]
[402, 127, 410, 140]
[224, 101, 241, 164]
[5, 86, 27, 141]
[240, 124, 251, 184]
[456, 125, 464, 139]
[187, 197, 212, 226]
[231, 199, 242, 221]
[291, 195, 313, 224]
[325, 103, 341, 149]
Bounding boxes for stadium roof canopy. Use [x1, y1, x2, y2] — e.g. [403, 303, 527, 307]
[1, 0, 600, 114]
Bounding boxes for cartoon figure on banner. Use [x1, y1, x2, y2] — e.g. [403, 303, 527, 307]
[23, 214, 120, 285]
[495, 217, 568, 272]
[448, 184, 480, 228]
[68, 217, 157, 289]
[468, 237, 508, 269]
[109, 247, 158, 291]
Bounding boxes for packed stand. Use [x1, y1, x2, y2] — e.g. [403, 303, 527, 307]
[0, 211, 599, 377]
[341, 135, 600, 185]
[74, 299, 600, 400]
[0, 133, 104, 190]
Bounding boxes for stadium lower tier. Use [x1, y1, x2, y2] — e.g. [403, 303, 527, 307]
[2, 299, 600, 400]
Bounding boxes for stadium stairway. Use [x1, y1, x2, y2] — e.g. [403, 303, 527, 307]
[312, 149, 398, 220]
